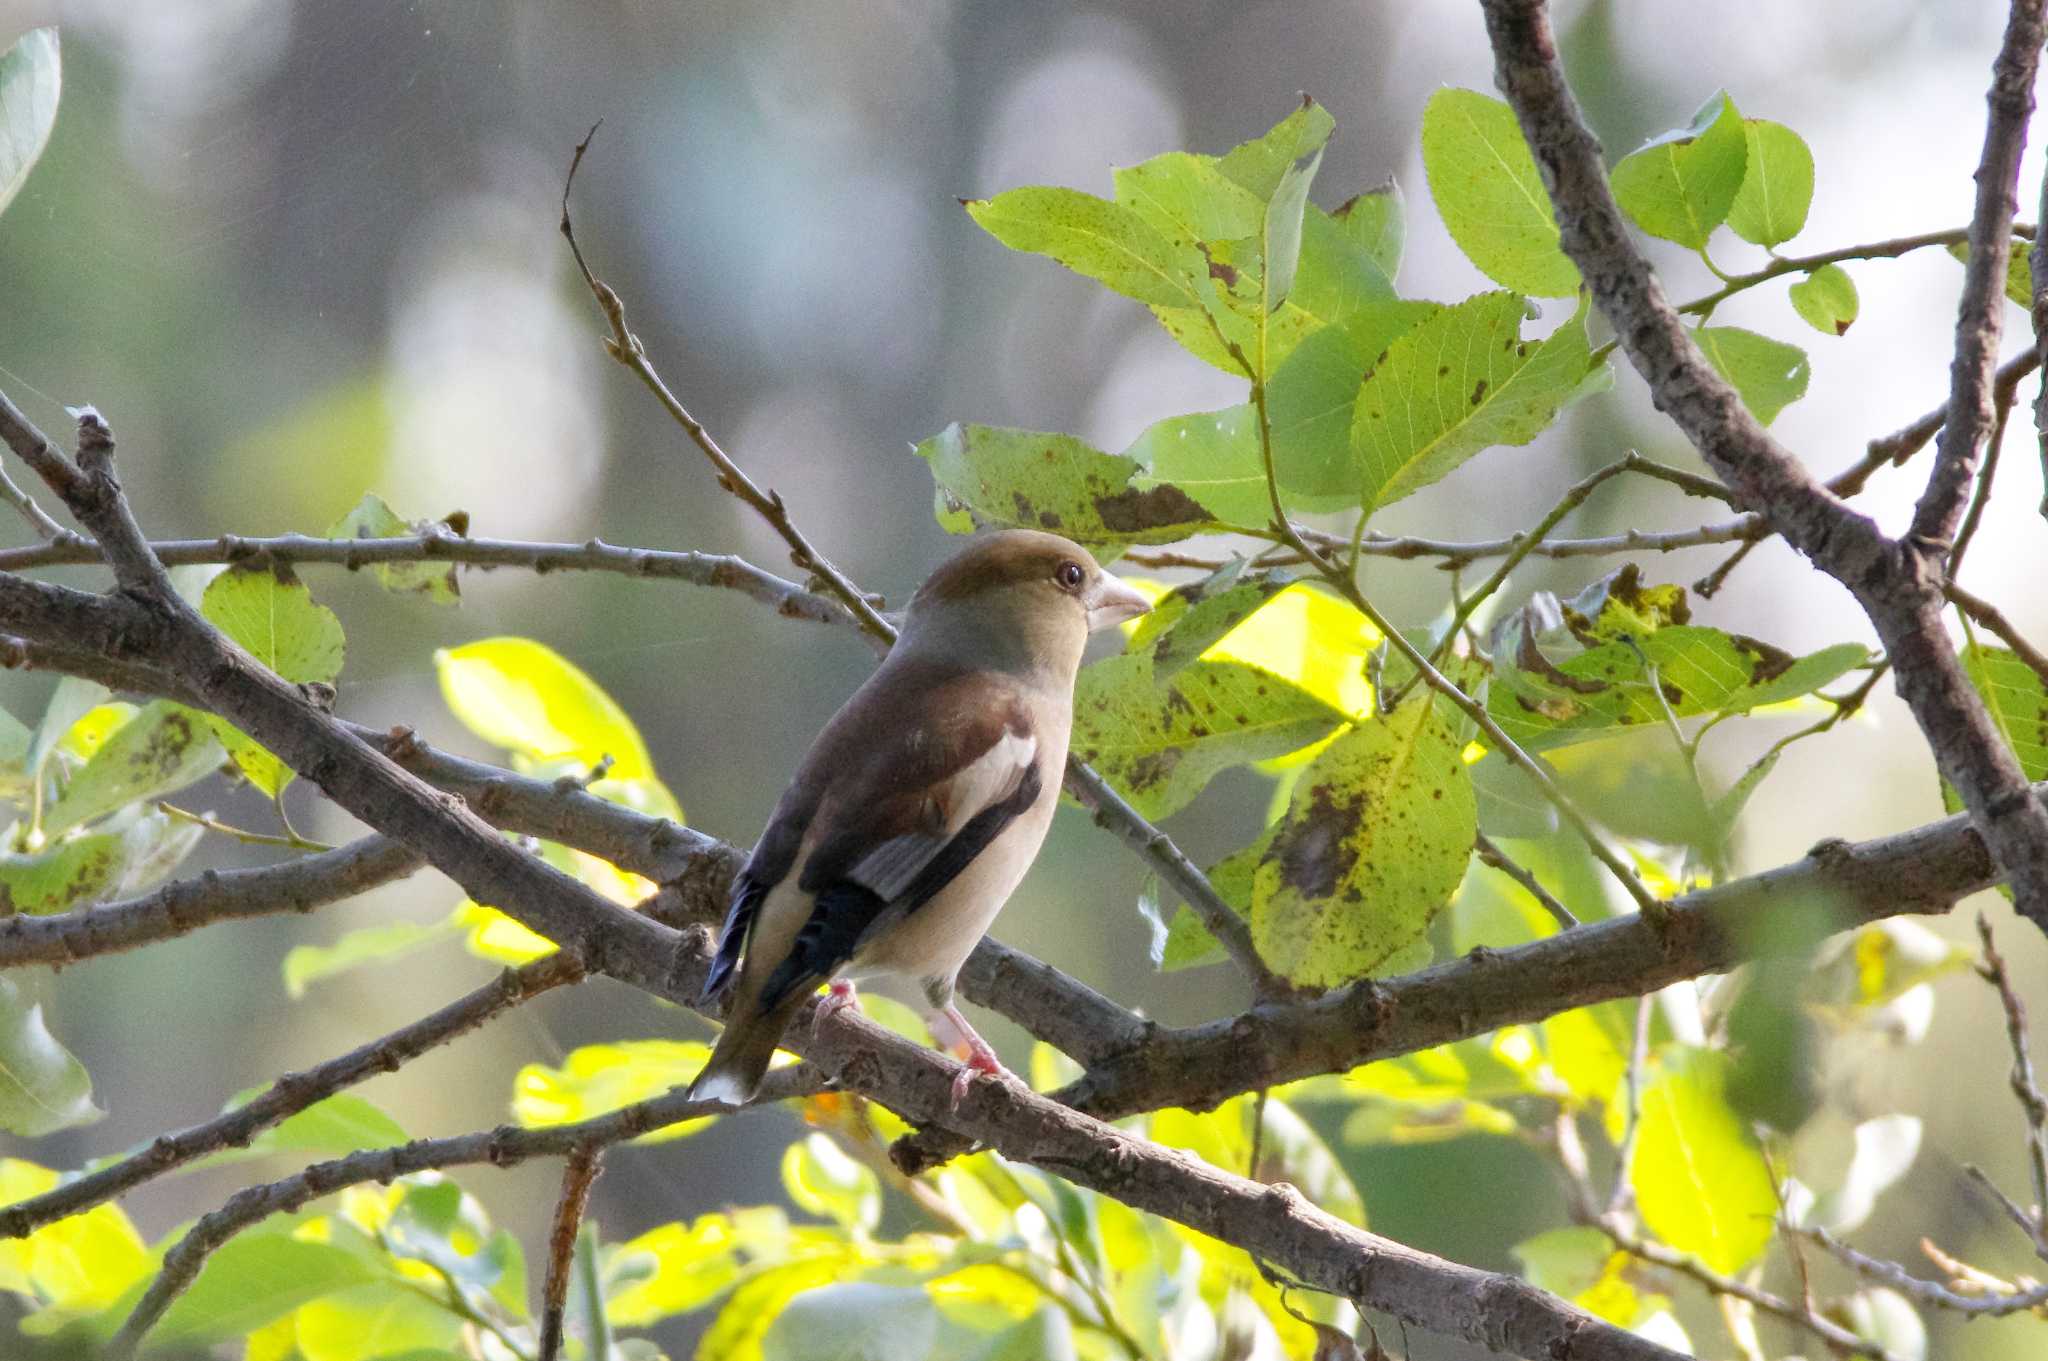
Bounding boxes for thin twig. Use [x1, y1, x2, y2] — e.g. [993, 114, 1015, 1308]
[157, 799, 334, 852]
[1947, 579, 2048, 685]
[1678, 225, 2032, 320]
[1976, 914, 2048, 1247]
[1473, 833, 1579, 929]
[1806, 1225, 2048, 1317]
[0, 950, 586, 1239]
[1603, 1218, 1901, 1360]
[0, 460, 71, 542]
[0, 532, 854, 630]
[1948, 370, 2017, 579]
[1604, 995, 1653, 1218]
[539, 1144, 605, 1361]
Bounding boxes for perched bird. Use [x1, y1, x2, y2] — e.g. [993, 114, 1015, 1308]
[690, 529, 1150, 1108]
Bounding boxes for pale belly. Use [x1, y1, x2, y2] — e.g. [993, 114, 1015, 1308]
[848, 778, 1058, 994]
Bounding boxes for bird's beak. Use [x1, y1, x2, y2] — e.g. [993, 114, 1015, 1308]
[1085, 574, 1152, 632]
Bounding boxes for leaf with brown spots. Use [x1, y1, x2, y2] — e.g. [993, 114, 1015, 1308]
[1130, 563, 1295, 682]
[914, 423, 1220, 547]
[1072, 654, 1347, 820]
[0, 807, 188, 915]
[1352, 291, 1607, 513]
[1251, 695, 1475, 990]
[41, 701, 224, 837]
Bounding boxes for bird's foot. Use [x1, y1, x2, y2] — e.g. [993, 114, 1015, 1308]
[939, 1005, 1005, 1112]
[812, 979, 858, 1032]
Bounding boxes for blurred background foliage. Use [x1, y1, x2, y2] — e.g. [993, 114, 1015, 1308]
[1, 1, 2047, 1358]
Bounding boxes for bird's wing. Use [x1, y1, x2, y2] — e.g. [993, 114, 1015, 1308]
[751, 672, 1043, 1012]
[704, 659, 1045, 1007]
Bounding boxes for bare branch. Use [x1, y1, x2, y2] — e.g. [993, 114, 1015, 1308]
[539, 1145, 604, 1361]
[1977, 914, 2048, 1247]
[1910, 0, 2048, 546]
[0, 532, 854, 632]
[1947, 579, 2048, 685]
[0, 950, 585, 1238]
[1806, 1225, 2048, 1317]
[0, 835, 419, 970]
[1473, 833, 1578, 929]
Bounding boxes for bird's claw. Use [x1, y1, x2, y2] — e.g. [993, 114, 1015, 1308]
[812, 979, 858, 1033]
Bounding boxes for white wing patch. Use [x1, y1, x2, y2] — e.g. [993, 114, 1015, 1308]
[845, 729, 1037, 901]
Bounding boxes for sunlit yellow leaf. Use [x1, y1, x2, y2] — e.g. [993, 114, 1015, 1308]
[1202, 583, 1376, 719]
[513, 1040, 715, 1144]
[0, 1158, 152, 1312]
[55, 703, 137, 764]
[435, 637, 654, 780]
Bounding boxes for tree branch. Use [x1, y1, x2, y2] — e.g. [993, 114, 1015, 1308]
[538, 1144, 604, 1361]
[1477, 0, 2048, 935]
[0, 950, 585, 1238]
[1910, 0, 2048, 546]
[0, 834, 419, 970]
[0, 532, 854, 631]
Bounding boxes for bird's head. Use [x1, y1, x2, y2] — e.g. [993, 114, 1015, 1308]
[902, 530, 1151, 680]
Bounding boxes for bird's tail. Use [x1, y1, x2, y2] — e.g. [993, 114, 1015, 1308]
[689, 994, 805, 1107]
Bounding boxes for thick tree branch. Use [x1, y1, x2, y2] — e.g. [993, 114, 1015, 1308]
[1477, 0, 2048, 934]
[896, 801, 2019, 1172]
[1911, 0, 2048, 546]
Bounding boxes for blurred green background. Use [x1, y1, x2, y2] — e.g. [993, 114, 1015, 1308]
[2, 1, 2046, 1356]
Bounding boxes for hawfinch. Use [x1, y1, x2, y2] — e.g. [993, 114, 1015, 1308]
[691, 529, 1151, 1107]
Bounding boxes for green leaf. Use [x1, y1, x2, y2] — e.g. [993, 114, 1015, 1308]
[283, 915, 462, 998]
[1258, 142, 1323, 315]
[326, 492, 460, 604]
[1072, 654, 1348, 820]
[781, 1132, 881, 1234]
[1122, 405, 1275, 528]
[1609, 92, 1748, 249]
[1251, 696, 1476, 989]
[1956, 642, 2048, 792]
[917, 423, 1217, 546]
[1947, 237, 2036, 308]
[1267, 299, 1439, 505]
[435, 636, 654, 781]
[1420, 89, 1580, 297]
[1152, 828, 1268, 972]
[0, 975, 100, 1136]
[1352, 292, 1607, 512]
[151, 1233, 384, 1345]
[605, 1207, 790, 1326]
[513, 1040, 715, 1144]
[1694, 326, 1809, 425]
[762, 1282, 939, 1361]
[41, 702, 222, 837]
[0, 807, 187, 914]
[29, 675, 110, 789]
[1725, 120, 1815, 247]
[294, 1283, 465, 1361]
[0, 700, 31, 798]
[199, 567, 346, 796]
[1630, 1045, 1776, 1275]
[0, 1158, 151, 1312]
[966, 187, 1213, 310]
[1331, 180, 1404, 280]
[1788, 263, 1858, 336]
[1218, 98, 1338, 199]
[1513, 1227, 1666, 1329]
[0, 28, 60, 220]
[1128, 564, 1295, 682]
[1491, 614, 1866, 750]
[243, 1092, 411, 1158]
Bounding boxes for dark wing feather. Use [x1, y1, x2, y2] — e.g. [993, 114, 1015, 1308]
[712, 655, 1041, 1009]
[758, 762, 1044, 1013]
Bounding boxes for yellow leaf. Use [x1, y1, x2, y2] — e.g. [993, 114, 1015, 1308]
[436, 637, 654, 780]
[513, 1040, 716, 1144]
[1202, 583, 1376, 719]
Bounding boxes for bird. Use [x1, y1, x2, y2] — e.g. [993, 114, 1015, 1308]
[689, 529, 1151, 1109]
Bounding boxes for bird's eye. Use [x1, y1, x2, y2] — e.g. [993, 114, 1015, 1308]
[1056, 561, 1085, 590]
